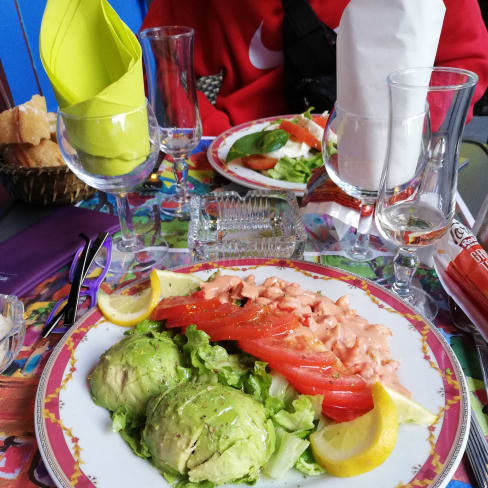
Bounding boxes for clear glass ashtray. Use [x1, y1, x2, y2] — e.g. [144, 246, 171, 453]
[0, 295, 25, 374]
[188, 190, 307, 262]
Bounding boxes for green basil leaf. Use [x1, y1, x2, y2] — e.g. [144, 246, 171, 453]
[260, 129, 289, 153]
[226, 129, 289, 162]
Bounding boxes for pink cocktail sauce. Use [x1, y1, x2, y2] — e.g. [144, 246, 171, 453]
[201, 274, 408, 396]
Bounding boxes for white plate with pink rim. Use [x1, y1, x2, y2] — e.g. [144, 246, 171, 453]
[207, 115, 311, 196]
[35, 258, 469, 488]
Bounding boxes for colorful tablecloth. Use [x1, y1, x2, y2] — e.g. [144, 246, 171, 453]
[0, 139, 485, 487]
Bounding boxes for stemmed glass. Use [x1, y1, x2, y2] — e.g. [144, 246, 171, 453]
[322, 105, 387, 261]
[57, 102, 169, 274]
[375, 67, 478, 320]
[138, 26, 202, 219]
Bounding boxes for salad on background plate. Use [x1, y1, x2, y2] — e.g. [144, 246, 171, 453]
[207, 112, 329, 196]
[35, 260, 468, 488]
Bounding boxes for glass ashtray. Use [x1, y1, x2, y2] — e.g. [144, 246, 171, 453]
[0, 295, 25, 374]
[188, 190, 307, 262]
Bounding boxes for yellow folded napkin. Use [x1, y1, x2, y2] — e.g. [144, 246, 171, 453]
[40, 0, 149, 176]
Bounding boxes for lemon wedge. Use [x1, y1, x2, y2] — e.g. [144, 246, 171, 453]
[310, 382, 398, 477]
[151, 269, 202, 300]
[384, 386, 436, 425]
[97, 270, 161, 327]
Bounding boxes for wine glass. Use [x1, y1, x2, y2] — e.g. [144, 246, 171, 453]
[322, 105, 388, 261]
[375, 67, 478, 320]
[138, 26, 202, 219]
[57, 102, 169, 274]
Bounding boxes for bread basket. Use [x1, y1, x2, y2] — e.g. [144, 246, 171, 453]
[0, 162, 96, 205]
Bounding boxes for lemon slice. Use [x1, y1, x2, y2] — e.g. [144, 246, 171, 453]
[310, 382, 398, 477]
[97, 271, 161, 327]
[151, 269, 203, 300]
[384, 386, 436, 425]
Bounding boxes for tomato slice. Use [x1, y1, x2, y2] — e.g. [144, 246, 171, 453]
[322, 405, 371, 423]
[242, 155, 278, 170]
[267, 361, 367, 391]
[239, 335, 338, 368]
[266, 360, 372, 421]
[279, 120, 321, 151]
[312, 114, 329, 128]
[151, 292, 221, 320]
[198, 309, 298, 341]
[165, 302, 240, 328]
[191, 302, 264, 328]
[292, 382, 373, 410]
[196, 305, 299, 341]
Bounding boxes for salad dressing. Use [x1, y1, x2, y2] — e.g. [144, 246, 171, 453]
[200, 275, 408, 395]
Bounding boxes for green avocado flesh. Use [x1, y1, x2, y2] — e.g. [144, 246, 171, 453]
[143, 382, 274, 484]
[90, 333, 186, 420]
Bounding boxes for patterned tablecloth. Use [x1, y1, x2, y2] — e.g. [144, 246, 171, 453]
[0, 139, 485, 488]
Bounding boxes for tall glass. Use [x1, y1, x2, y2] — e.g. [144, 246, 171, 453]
[57, 103, 169, 274]
[375, 67, 478, 319]
[138, 26, 202, 219]
[322, 105, 387, 261]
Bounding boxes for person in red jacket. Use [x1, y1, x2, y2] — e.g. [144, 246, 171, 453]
[141, 0, 488, 136]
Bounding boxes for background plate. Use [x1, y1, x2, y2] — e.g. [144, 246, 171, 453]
[207, 116, 309, 196]
[35, 258, 469, 488]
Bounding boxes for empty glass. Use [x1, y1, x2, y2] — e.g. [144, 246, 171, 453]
[0, 295, 24, 374]
[322, 104, 387, 262]
[57, 102, 168, 274]
[139, 26, 202, 219]
[375, 67, 478, 319]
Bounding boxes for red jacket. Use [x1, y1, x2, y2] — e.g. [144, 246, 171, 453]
[142, 0, 488, 136]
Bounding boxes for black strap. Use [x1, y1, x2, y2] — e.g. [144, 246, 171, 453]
[282, 0, 337, 113]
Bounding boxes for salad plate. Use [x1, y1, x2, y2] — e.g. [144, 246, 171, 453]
[207, 115, 316, 196]
[35, 258, 469, 488]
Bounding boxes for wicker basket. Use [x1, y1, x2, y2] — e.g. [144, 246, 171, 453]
[0, 162, 96, 205]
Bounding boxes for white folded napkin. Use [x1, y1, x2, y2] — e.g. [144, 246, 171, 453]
[335, 0, 445, 191]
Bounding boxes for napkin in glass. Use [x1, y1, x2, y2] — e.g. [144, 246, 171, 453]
[39, 0, 149, 176]
[335, 0, 446, 191]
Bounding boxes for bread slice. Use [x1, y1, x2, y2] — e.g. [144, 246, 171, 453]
[0, 95, 51, 146]
[2, 139, 65, 168]
[47, 111, 57, 142]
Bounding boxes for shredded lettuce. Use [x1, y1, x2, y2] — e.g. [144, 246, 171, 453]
[264, 154, 322, 183]
[174, 480, 215, 488]
[183, 326, 249, 387]
[243, 360, 272, 403]
[111, 405, 132, 432]
[295, 447, 327, 476]
[326, 139, 338, 157]
[125, 318, 165, 336]
[112, 405, 151, 458]
[268, 373, 298, 408]
[272, 395, 318, 434]
[263, 427, 309, 479]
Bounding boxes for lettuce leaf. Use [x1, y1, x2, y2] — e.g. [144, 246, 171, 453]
[264, 154, 322, 183]
[294, 447, 327, 476]
[183, 326, 249, 387]
[263, 427, 309, 479]
[244, 360, 272, 403]
[112, 406, 151, 459]
[268, 373, 298, 409]
[272, 395, 319, 435]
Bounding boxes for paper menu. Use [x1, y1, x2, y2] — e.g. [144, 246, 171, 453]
[335, 0, 446, 191]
